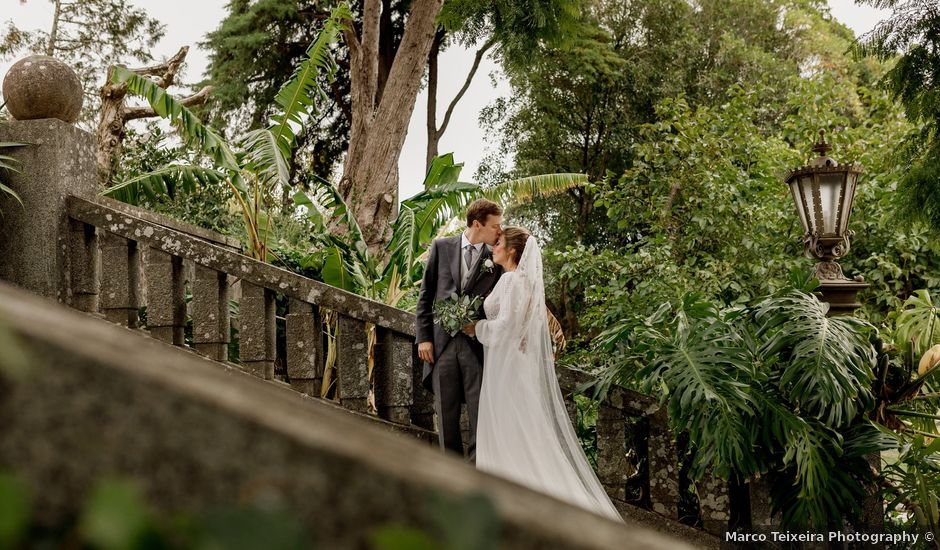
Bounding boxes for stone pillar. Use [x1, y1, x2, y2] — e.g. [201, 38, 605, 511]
[335, 314, 370, 414]
[286, 299, 324, 397]
[695, 471, 731, 536]
[191, 265, 230, 361]
[748, 476, 776, 533]
[647, 408, 680, 519]
[99, 232, 141, 327]
[375, 328, 414, 425]
[596, 398, 628, 504]
[410, 346, 435, 431]
[0, 56, 92, 301]
[240, 282, 276, 379]
[0, 119, 97, 301]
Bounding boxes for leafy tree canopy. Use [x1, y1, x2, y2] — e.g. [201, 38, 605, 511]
[855, 0, 940, 232]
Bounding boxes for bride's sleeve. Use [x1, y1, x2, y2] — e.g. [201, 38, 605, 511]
[476, 275, 529, 347]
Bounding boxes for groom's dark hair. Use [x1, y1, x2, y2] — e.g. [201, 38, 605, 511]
[466, 199, 502, 227]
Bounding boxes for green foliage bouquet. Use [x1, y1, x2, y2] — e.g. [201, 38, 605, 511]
[433, 294, 483, 337]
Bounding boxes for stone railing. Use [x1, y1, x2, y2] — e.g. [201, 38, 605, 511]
[64, 194, 434, 431]
[0, 114, 724, 542]
[63, 191, 734, 530]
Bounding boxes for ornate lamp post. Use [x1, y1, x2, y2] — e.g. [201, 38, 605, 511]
[785, 130, 869, 315]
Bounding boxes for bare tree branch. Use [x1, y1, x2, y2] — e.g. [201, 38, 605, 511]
[123, 85, 212, 121]
[437, 36, 496, 138]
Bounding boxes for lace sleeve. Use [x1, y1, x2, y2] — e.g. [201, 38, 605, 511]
[475, 274, 529, 347]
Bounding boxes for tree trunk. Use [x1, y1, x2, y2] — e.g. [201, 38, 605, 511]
[425, 29, 444, 171]
[340, 0, 445, 257]
[46, 0, 62, 56]
[96, 47, 211, 186]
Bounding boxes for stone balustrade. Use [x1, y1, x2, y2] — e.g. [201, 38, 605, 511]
[64, 194, 435, 432]
[0, 116, 731, 541]
[62, 191, 733, 534]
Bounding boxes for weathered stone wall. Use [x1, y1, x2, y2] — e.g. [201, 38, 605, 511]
[0, 282, 712, 549]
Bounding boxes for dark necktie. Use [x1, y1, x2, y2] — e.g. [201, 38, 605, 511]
[465, 244, 475, 273]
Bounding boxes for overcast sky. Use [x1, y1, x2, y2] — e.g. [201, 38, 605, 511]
[1, 0, 889, 200]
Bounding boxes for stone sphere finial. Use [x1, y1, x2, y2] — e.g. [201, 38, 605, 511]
[2, 55, 84, 123]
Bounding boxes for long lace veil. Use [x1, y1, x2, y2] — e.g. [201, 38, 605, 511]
[514, 236, 622, 520]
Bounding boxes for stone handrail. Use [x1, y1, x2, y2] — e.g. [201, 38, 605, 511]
[65, 192, 736, 536]
[65, 194, 432, 429]
[65, 194, 717, 533]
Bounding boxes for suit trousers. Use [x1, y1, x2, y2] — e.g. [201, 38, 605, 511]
[432, 333, 483, 461]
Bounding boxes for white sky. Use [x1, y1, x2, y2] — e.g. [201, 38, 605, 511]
[0, 0, 890, 201]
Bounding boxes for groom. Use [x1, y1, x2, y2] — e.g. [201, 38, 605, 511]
[416, 198, 504, 460]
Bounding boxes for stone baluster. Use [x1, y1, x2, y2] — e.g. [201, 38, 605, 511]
[144, 249, 185, 345]
[695, 471, 731, 536]
[596, 399, 627, 505]
[375, 328, 414, 425]
[68, 220, 99, 313]
[99, 232, 140, 327]
[647, 408, 681, 519]
[286, 299, 324, 396]
[240, 281, 275, 379]
[748, 476, 775, 533]
[191, 265, 230, 361]
[859, 452, 884, 545]
[335, 314, 370, 413]
[410, 346, 435, 431]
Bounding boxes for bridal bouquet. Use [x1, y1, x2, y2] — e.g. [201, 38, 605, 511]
[433, 293, 483, 336]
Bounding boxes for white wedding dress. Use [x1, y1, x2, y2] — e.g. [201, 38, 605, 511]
[475, 236, 622, 521]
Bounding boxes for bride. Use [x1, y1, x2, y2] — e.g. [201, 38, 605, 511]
[462, 226, 622, 521]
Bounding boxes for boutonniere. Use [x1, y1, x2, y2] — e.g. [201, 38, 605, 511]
[481, 258, 495, 275]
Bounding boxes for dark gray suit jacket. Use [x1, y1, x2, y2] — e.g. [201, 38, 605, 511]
[415, 235, 504, 392]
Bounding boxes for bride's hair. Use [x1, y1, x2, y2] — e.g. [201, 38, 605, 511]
[502, 226, 530, 265]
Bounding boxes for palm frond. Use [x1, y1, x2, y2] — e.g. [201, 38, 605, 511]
[755, 291, 876, 428]
[399, 181, 481, 241]
[269, 3, 350, 150]
[547, 308, 567, 354]
[897, 289, 940, 357]
[103, 164, 227, 205]
[768, 423, 867, 529]
[318, 235, 373, 295]
[239, 129, 291, 191]
[421, 152, 463, 189]
[111, 67, 238, 172]
[0, 142, 25, 211]
[482, 172, 588, 207]
[294, 175, 365, 248]
[388, 179, 480, 284]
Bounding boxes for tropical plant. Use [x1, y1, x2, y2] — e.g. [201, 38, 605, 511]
[0, 141, 25, 213]
[292, 153, 585, 399]
[880, 435, 940, 541]
[104, 3, 352, 260]
[294, 153, 585, 305]
[872, 289, 940, 537]
[593, 273, 895, 529]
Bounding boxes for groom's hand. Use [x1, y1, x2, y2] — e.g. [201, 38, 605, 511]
[418, 341, 434, 364]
